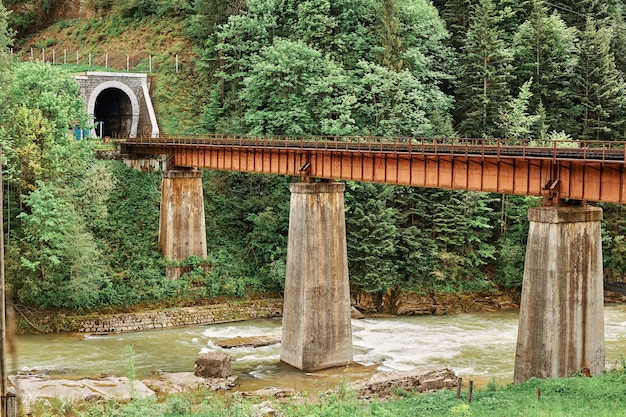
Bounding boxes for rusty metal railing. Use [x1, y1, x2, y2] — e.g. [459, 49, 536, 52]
[117, 134, 626, 164]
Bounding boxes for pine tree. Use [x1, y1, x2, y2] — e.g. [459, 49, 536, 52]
[442, 0, 477, 51]
[497, 0, 532, 42]
[390, 187, 442, 291]
[429, 190, 497, 286]
[574, 18, 626, 140]
[608, 4, 626, 75]
[498, 79, 542, 142]
[512, 0, 579, 134]
[345, 182, 400, 294]
[547, 0, 611, 30]
[379, 0, 404, 71]
[456, 0, 514, 138]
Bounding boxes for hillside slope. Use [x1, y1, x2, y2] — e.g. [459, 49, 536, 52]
[14, 3, 206, 134]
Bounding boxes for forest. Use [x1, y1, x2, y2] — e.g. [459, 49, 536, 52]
[2, 0, 626, 311]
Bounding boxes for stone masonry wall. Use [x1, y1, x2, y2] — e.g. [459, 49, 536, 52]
[18, 299, 284, 334]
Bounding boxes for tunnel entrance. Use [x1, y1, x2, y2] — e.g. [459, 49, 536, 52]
[94, 88, 133, 138]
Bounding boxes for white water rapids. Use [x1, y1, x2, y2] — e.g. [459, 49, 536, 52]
[13, 304, 626, 391]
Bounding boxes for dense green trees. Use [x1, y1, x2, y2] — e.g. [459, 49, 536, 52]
[574, 18, 625, 140]
[210, 0, 453, 136]
[0, 62, 191, 309]
[191, 0, 626, 299]
[456, 0, 513, 138]
[512, 1, 578, 135]
[5, 0, 626, 311]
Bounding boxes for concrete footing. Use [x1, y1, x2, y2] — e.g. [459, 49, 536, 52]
[280, 182, 353, 371]
[514, 206, 605, 383]
[159, 170, 207, 275]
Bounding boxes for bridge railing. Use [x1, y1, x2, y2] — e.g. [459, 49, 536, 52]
[120, 134, 626, 163]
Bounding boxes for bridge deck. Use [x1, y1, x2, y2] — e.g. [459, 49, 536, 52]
[119, 135, 626, 204]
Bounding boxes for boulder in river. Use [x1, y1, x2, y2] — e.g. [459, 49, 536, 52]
[194, 352, 231, 378]
[357, 365, 457, 398]
[351, 306, 365, 319]
[216, 334, 281, 349]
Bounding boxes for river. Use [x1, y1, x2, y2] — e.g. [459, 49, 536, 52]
[12, 304, 626, 392]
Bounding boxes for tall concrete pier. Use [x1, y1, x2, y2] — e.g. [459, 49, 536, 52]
[159, 170, 207, 265]
[280, 182, 353, 371]
[514, 206, 604, 383]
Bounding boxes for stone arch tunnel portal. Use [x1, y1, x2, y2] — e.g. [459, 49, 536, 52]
[94, 87, 133, 138]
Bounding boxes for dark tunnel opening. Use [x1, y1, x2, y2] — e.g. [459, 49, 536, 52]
[94, 88, 133, 138]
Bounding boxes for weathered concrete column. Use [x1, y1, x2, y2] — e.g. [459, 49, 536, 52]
[514, 206, 604, 383]
[280, 182, 353, 371]
[159, 170, 207, 266]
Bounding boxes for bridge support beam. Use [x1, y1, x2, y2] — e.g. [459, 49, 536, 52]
[280, 182, 353, 371]
[159, 169, 207, 277]
[514, 206, 604, 383]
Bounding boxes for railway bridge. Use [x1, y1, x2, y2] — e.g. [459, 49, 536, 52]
[121, 134, 622, 382]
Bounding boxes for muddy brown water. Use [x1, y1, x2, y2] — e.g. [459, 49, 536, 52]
[12, 304, 626, 393]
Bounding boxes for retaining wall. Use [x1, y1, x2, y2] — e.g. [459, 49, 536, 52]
[17, 299, 283, 334]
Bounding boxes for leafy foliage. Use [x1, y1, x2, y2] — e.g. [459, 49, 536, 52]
[7, 0, 626, 311]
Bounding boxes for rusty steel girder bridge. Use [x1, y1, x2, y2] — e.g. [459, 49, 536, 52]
[120, 134, 626, 204]
[120, 134, 614, 379]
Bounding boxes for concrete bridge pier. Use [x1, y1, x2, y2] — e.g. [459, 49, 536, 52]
[514, 205, 604, 383]
[280, 182, 353, 371]
[159, 169, 207, 277]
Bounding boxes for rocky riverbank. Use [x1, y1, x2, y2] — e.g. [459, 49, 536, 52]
[10, 364, 458, 411]
[14, 286, 625, 334]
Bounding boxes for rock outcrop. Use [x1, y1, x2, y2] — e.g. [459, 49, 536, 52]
[146, 372, 238, 394]
[9, 375, 154, 410]
[357, 290, 522, 316]
[357, 365, 457, 399]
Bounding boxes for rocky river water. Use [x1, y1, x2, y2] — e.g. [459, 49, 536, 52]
[12, 304, 626, 393]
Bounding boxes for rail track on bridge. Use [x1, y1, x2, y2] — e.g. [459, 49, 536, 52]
[120, 134, 626, 163]
[119, 135, 626, 204]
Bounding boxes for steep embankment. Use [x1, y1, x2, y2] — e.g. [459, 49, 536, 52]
[17, 4, 207, 134]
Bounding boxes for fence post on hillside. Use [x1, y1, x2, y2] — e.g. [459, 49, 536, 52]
[89, 53, 92, 66]
[76, 50, 79, 65]
[41, 48, 45, 63]
[30, 48, 33, 61]
[126, 55, 129, 71]
[64, 49, 67, 64]
[149, 55, 152, 73]
[176, 54, 179, 73]
[52, 49, 55, 64]
[105, 54, 108, 68]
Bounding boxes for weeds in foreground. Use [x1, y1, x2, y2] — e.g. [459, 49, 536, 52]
[19, 359, 626, 417]
[123, 345, 136, 397]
